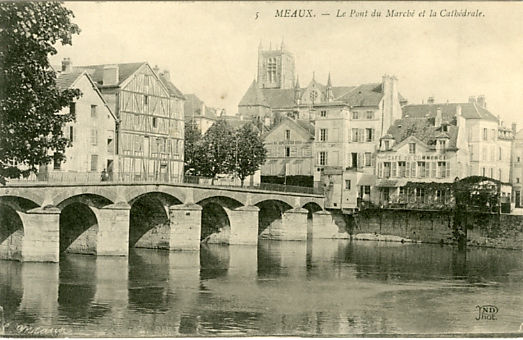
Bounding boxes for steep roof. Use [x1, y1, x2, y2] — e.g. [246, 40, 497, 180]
[261, 88, 296, 108]
[74, 62, 145, 86]
[56, 72, 83, 89]
[159, 74, 185, 100]
[238, 79, 270, 107]
[295, 119, 315, 136]
[335, 83, 384, 107]
[386, 117, 459, 150]
[220, 115, 254, 129]
[262, 117, 315, 140]
[184, 94, 217, 120]
[402, 102, 498, 122]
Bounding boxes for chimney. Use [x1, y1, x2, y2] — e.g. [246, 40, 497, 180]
[435, 107, 442, 127]
[161, 70, 170, 81]
[512, 122, 517, 135]
[103, 64, 119, 86]
[61, 58, 72, 73]
[468, 96, 476, 103]
[455, 105, 462, 126]
[381, 75, 391, 95]
[477, 95, 486, 108]
[427, 96, 434, 105]
[153, 65, 160, 74]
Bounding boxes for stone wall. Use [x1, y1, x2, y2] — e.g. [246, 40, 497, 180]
[354, 209, 523, 250]
[467, 214, 523, 249]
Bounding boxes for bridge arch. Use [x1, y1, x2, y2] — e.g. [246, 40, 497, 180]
[53, 188, 116, 208]
[126, 186, 186, 206]
[197, 196, 244, 244]
[59, 202, 99, 255]
[0, 190, 45, 208]
[193, 190, 247, 207]
[255, 199, 293, 236]
[129, 192, 182, 249]
[0, 203, 24, 261]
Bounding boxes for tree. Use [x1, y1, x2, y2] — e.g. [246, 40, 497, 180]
[0, 2, 82, 184]
[183, 119, 202, 175]
[233, 123, 266, 187]
[196, 119, 235, 184]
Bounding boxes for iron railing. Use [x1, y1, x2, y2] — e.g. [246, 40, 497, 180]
[6, 172, 323, 195]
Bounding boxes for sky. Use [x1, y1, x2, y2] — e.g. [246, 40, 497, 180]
[51, 1, 523, 128]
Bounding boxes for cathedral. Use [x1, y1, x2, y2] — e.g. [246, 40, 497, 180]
[238, 40, 406, 127]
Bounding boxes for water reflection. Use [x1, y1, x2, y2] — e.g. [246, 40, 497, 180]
[0, 239, 522, 336]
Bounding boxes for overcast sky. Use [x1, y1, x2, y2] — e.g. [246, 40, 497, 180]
[51, 2, 523, 128]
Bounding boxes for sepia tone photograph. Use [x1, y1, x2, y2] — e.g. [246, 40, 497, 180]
[0, 1, 522, 337]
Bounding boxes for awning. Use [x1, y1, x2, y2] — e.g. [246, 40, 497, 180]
[375, 178, 408, 188]
[357, 174, 377, 186]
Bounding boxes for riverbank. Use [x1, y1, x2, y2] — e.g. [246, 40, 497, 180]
[344, 209, 523, 250]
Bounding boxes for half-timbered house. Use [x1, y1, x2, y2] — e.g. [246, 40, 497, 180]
[74, 61, 186, 182]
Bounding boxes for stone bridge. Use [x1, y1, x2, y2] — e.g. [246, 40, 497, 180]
[0, 183, 339, 262]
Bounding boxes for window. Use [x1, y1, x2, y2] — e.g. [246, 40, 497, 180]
[320, 129, 328, 141]
[284, 130, 291, 140]
[144, 95, 149, 105]
[345, 180, 351, 190]
[309, 90, 318, 102]
[351, 128, 359, 142]
[152, 117, 157, 128]
[490, 168, 494, 178]
[437, 140, 446, 151]
[518, 157, 521, 163]
[517, 178, 520, 183]
[391, 162, 397, 177]
[384, 141, 390, 150]
[365, 152, 372, 167]
[482, 167, 486, 177]
[366, 111, 373, 119]
[409, 143, 416, 154]
[69, 102, 76, 115]
[365, 128, 373, 142]
[499, 147, 502, 161]
[319, 152, 327, 166]
[268, 58, 277, 83]
[398, 161, 406, 177]
[438, 162, 446, 178]
[320, 110, 327, 117]
[411, 162, 417, 177]
[383, 162, 391, 178]
[90, 154, 98, 172]
[69, 126, 74, 142]
[91, 105, 97, 118]
[490, 147, 495, 162]
[418, 162, 426, 177]
[491, 129, 496, 141]
[53, 153, 62, 170]
[483, 128, 488, 141]
[91, 129, 98, 146]
[285, 147, 290, 157]
[352, 111, 359, 120]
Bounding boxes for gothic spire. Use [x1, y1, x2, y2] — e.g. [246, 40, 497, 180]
[326, 72, 334, 102]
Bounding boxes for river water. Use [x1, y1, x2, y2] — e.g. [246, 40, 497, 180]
[1, 239, 522, 336]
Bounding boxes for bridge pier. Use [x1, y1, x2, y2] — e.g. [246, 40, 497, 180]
[312, 210, 340, 239]
[280, 208, 309, 241]
[94, 203, 131, 256]
[18, 208, 60, 262]
[169, 204, 202, 251]
[228, 206, 259, 245]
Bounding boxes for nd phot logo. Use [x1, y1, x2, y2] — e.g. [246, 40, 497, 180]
[476, 305, 498, 321]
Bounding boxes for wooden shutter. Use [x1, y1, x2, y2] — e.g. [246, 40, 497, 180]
[446, 162, 451, 178]
[411, 162, 416, 177]
[378, 162, 383, 178]
[405, 162, 410, 177]
[392, 162, 397, 177]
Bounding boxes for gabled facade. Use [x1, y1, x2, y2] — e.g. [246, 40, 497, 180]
[261, 117, 315, 186]
[43, 71, 118, 180]
[184, 93, 217, 134]
[73, 61, 186, 182]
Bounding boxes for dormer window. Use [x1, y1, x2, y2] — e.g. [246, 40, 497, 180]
[384, 141, 390, 150]
[437, 140, 446, 151]
[409, 143, 416, 154]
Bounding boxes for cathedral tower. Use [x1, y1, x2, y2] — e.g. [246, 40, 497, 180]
[257, 39, 295, 89]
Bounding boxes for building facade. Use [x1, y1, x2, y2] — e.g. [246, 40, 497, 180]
[260, 117, 315, 186]
[73, 61, 186, 182]
[184, 93, 217, 134]
[511, 126, 522, 208]
[41, 70, 118, 181]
